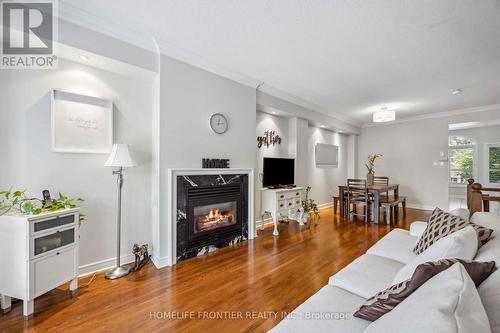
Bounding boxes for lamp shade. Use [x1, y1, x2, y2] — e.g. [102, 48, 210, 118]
[104, 144, 137, 167]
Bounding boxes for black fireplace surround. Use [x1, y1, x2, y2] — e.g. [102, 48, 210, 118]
[177, 174, 248, 261]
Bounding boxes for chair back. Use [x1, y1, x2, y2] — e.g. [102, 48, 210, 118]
[373, 176, 389, 186]
[373, 176, 389, 197]
[347, 179, 368, 200]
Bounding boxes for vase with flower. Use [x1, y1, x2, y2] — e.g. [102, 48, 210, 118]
[365, 154, 382, 185]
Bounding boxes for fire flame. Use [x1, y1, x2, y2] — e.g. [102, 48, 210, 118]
[208, 209, 222, 218]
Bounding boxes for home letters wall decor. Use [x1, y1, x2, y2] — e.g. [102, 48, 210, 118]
[257, 130, 282, 149]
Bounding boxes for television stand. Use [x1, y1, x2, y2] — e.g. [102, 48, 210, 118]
[260, 187, 305, 236]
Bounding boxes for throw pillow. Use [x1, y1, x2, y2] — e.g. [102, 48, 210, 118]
[393, 226, 478, 284]
[448, 207, 470, 221]
[363, 263, 492, 333]
[354, 258, 496, 321]
[413, 207, 493, 254]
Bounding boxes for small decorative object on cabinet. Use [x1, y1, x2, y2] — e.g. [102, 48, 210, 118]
[0, 208, 80, 319]
[260, 187, 305, 236]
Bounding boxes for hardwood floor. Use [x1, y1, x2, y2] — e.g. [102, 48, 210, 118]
[0, 208, 430, 333]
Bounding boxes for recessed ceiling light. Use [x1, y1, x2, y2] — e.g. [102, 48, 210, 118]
[79, 55, 89, 61]
[272, 111, 277, 114]
[338, 130, 344, 133]
[451, 88, 462, 95]
[373, 107, 396, 123]
[320, 124, 326, 128]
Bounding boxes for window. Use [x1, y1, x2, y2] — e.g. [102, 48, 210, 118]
[487, 143, 500, 184]
[448, 135, 474, 184]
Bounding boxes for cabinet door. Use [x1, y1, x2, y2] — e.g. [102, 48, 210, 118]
[32, 246, 77, 298]
[33, 228, 75, 257]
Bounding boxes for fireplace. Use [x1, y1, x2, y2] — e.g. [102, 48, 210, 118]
[185, 183, 244, 253]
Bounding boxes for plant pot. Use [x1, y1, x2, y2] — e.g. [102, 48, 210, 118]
[300, 211, 309, 225]
[367, 172, 375, 186]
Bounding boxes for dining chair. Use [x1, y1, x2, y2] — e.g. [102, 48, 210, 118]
[347, 179, 372, 223]
[373, 176, 389, 198]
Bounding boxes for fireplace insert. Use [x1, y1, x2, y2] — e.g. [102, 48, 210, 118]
[186, 184, 243, 249]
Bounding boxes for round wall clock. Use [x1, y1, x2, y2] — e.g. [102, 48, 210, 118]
[209, 113, 228, 134]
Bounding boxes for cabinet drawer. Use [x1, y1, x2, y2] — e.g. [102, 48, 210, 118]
[286, 199, 300, 209]
[33, 228, 76, 257]
[277, 200, 286, 210]
[32, 246, 77, 297]
[32, 214, 76, 234]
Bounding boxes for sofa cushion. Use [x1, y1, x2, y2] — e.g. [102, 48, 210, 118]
[471, 212, 500, 232]
[449, 207, 470, 221]
[393, 226, 478, 284]
[475, 236, 500, 333]
[413, 207, 493, 254]
[268, 285, 370, 333]
[478, 269, 500, 333]
[354, 258, 495, 321]
[329, 254, 404, 299]
[366, 229, 418, 264]
[364, 263, 491, 333]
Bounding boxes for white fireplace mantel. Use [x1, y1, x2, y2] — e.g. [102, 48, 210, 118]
[156, 168, 255, 268]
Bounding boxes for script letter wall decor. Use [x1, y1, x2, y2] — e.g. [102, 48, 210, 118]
[257, 130, 282, 149]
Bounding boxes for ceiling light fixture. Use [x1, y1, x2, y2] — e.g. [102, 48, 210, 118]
[373, 107, 396, 123]
[451, 88, 462, 95]
[320, 124, 326, 128]
[79, 55, 89, 61]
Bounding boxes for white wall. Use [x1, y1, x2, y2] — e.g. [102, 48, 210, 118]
[0, 59, 153, 273]
[255, 112, 290, 216]
[155, 55, 257, 263]
[358, 108, 500, 210]
[449, 124, 500, 198]
[306, 127, 348, 207]
[254, 112, 349, 216]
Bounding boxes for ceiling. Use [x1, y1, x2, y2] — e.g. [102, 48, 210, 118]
[60, 0, 500, 125]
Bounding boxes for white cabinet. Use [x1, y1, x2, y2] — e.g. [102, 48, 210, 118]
[0, 208, 79, 318]
[260, 187, 305, 236]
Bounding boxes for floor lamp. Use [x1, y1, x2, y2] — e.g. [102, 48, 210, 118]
[104, 144, 137, 280]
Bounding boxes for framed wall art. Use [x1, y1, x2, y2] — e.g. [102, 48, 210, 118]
[51, 90, 113, 153]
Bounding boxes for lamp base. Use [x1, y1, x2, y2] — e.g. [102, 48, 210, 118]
[105, 265, 130, 280]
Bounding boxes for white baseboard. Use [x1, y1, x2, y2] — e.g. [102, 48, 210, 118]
[449, 195, 466, 200]
[151, 254, 171, 269]
[317, 202, 333, 210]
[78, 254, 135, 277]
[406, 203, 435, 211]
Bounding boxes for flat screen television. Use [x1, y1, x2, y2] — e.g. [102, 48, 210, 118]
[263, 157, 295, 188]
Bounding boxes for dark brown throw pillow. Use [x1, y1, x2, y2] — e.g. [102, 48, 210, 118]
[354, 258, 496, 321]
[413, 207, 494, 254]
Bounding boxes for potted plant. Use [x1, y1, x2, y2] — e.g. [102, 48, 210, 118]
[300, 186, 320, 224]
[0, 188, 86, 225]
[365, 154, 382, 185]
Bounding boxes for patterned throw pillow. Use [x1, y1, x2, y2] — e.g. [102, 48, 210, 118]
[354, 259, 496, 321]
[413, 207, 494, 255]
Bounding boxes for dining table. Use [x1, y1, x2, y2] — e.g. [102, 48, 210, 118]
[338, 183, 399, 224]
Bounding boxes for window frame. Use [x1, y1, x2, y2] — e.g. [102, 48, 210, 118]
[485, 142, 500, 186]
[448, 136, 476, 187]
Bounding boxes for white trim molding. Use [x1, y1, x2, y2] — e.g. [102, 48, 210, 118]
[78, 254, 135, 277]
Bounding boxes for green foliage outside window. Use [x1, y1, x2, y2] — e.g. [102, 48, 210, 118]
[489, 146, 500, 184]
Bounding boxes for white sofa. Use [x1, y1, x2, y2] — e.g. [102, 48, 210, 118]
[270, 212, 500, 333]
